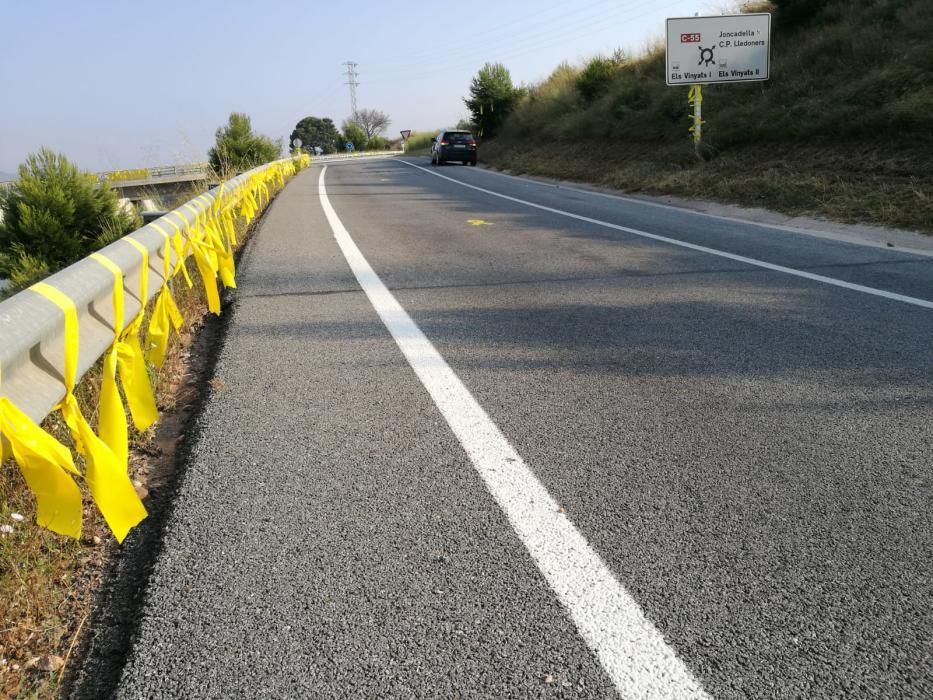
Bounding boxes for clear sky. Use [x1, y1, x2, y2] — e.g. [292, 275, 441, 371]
[0, 0, 719, 173]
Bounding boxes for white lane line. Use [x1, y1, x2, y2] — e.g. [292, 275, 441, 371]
[318, 166, 709, 700]
[462, 165, 933, 258]
[398, 160, 933, 310]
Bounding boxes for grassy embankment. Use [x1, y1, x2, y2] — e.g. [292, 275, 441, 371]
[402, 131, 439, 156]
[482, 0, 933, 232]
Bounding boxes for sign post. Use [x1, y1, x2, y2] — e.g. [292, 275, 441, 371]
[666, 13, 771, 155]
[400, 130, 411, 153]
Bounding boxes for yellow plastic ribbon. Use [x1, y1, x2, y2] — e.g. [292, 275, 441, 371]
[688, 85, 704, 143]
[148, 236, 184, 368]
[0, 384, 83, 538]
[120, 238, 160, 430]
[89, 252, 129, 470]
[150, 220, 193, 289]
[164, 211, 222, 315]
[29, 282, 146, 543]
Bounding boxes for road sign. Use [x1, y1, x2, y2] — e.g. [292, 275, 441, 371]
[292, 138, 302, 148]
[666, 13, 770, 86]
[346, 142, 354, 152]
[400, 130, 411, 140]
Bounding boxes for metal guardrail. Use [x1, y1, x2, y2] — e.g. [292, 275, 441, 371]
[100, 162, 212, 184]
[312, 150, 403, 162]
[0, 157, 295, 427]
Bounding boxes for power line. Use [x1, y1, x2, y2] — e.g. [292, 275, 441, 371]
[365, 0, 672, 81]
[342, 61, 360, 119]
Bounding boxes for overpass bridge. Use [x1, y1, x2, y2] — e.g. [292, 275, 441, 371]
[2, 153, 932, 699]
[101, 163, 214, 202]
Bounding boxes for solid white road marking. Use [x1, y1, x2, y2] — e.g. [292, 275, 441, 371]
[318, 166, 709, 700]
[399, 160, 933, 310]
[459, 165, 933, 258]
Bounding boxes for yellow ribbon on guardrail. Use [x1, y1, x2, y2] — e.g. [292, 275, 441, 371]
[119, 238, 160, 429]
[151, 220, 193, 289]
[2, 155, 312, 539]
[89, 252, 130, 469]
[148, 235, 184, 368]
[29, 282, 146, 543]
[165, 210, 222, 315]
[0, 372, 83, 538]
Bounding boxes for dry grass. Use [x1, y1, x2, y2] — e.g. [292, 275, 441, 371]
[0, 185, 279, 697]
[482, 140, 933, 234]
[403, 131, 440, 155]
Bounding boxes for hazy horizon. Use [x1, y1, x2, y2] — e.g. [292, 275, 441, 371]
[0, 0, 718, 172]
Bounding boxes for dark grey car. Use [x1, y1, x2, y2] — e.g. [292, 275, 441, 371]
[431, 130, 477, 166]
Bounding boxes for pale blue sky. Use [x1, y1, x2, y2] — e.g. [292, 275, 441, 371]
[0, 0, 718, 172]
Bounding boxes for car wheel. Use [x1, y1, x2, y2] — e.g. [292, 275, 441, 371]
[470, 160, 477, 166]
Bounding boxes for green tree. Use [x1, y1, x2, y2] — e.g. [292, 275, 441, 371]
[208, 112, 281, 175]
[353, 108, 391, 140]
[464, 62, 524, 139]
[0, 149, 142, 294]
[341, 121, 369, 151]
[290, 116, 341, 154]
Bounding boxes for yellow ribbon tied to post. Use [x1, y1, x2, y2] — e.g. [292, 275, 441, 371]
[688, 84, 704, 143]
[29, 282, 147, 543]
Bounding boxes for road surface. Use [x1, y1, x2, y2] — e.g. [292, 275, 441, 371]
[96, 158, 933, 698]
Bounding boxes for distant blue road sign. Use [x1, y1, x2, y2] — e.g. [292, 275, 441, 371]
[346, 142, 354, 152]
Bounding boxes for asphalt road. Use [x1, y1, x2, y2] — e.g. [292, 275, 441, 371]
[111, 157, 933, 698]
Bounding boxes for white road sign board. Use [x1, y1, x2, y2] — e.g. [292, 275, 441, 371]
[666, 13, 771, 86]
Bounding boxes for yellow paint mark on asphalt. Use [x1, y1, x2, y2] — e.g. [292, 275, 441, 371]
[467, 219, 493, 226]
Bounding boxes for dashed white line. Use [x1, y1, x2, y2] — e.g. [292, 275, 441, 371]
[318, 165, 710, 699]
[398, 159, 933, 310]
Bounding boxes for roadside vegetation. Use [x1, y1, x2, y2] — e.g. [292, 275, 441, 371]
[476, 0, 933, 232]
[290, 108, 394, 155]
[208, 112, 282, 177]
[0, 150, 141, 296]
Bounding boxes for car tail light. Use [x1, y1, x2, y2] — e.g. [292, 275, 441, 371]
[440, 141, 448, 146]
[468, 140, 476, 146]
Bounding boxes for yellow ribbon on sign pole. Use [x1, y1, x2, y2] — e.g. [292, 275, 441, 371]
[29, 282, 147, 543]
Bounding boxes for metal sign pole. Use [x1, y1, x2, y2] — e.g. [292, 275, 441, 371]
[689, 84, 703, 157]
[694, 84, 702, 155]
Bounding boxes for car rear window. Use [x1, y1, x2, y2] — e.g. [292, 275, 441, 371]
[446, 132, 473, 141]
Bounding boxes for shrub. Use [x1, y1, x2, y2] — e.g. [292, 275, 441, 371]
[576, 52, 626, 104]
[0, 149, 142, 295]
[208, 113, 281, 176]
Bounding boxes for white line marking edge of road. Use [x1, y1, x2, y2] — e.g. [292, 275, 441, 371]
[317, 165, 710, 700]
[462, 164, 933, 259]
[397, 159, 933, 310]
